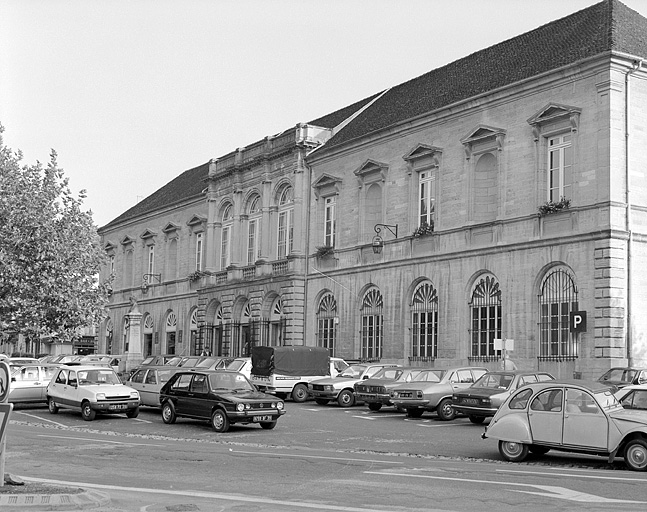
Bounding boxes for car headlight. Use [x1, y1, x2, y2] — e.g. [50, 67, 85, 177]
[236, 403, 245, 412]
[277, 401, 284, 410]
[481, 398, 492, 405]
[130, 391, 139, 399]
[391, 391, 398, 398]
[96, 393, 106, 400]
[416, 391, 423, 399]
[324, 385, 334, 391]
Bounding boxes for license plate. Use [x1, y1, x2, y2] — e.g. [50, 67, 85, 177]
[109, 404, 127, 411]
[253, 415, 272, 422]
[463, 398, 479, 405]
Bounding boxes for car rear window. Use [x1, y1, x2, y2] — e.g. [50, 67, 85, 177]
[509, 388, 533, 409]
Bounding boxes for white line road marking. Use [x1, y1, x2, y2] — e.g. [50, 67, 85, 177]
[352, 416, 375, 420]
[37, 434, 162, 447]
[21, 476, 400, 512]
[230, 449, 403, 464]
[133, 417, 153, 423]
[13, 412, 69, 428]
[497, 468, 647, 483]
[415, 422, 472, 428]
[364, 469, 647, 504]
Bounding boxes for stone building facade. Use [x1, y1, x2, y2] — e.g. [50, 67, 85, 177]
[98, 0, 647, 378]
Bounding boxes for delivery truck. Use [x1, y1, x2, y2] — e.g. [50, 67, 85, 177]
[250, 345, 348, 402]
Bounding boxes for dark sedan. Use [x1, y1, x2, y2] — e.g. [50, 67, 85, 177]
[452, 371, 555, 423]
[354, 367, 427, 411]
[159, 369, 285, 432]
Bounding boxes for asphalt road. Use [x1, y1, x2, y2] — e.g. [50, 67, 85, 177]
[5, 401, 647, 511]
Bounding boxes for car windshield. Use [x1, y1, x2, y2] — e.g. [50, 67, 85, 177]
[339, 365, 366, 377]
[594, 389, 623, 411]
[372, 368, 403, 380]
[166, 357, 184, 366]
[196, 358, 219, 368]
[141, 356, 155, 365]
[412, 370, 444, 382]
[599, 368, 637, 383]
[209, 373, 254, 391]
[473, 373, 515, 389]
[77, 369, 121, 385]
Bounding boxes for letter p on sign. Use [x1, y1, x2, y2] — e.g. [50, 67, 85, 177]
[570, 311, 587, 333]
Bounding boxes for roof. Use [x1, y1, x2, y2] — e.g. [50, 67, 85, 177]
[525, 379, 616, 392]
[316, 0, 647, 154]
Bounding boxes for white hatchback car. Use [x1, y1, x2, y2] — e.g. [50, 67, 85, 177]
[47, 365, 140, 421]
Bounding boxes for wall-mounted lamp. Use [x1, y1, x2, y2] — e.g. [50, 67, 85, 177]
[141, 273, 162, 293]
[372, 224, 398, 254]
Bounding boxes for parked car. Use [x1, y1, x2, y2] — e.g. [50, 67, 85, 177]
[126, 365, 180, 407]
[615, 384, 647, 410]
[159, 369, 286, 432]
[138, 354, 177, 367]
[226, 357, 252, 380]
[452, 371, 555, 423]
[483, 379, 647, 471]
[194, 356, 235, 371]
[46, 365, 140, 421]
[166, 355, 207, 368]
[308, 363, 400, 407]
[78, 354, 123, 370]
[8, 357, 40, 368]
[354, 367, 428, 411]
[8, 364, 58, 404]
[597, 367, 647, 391]
[390, 366, 488, 420]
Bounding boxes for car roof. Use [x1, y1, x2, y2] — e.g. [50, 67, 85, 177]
[59, 364, 118, 371]
[521, 379, 614, 392]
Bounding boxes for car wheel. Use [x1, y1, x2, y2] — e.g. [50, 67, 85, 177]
[468, 415, 485, 424]
[406, 408, 424, 418]
[291, 384, 309, 403]
[337, 389, 355, 407]
[315, 398, 330, 405]
[126, 407, 139, 419]
[211, 409, 230, 433]
[498, 440, 529, 462]
[47, 398, 59, 414]
[81, 402, 96, 421]
[260, 421, 277, 430]
[161, 401, 176, 424]
[529, 445, 550, 455]
[368, 403, 382, 412]
[624, 439, 647, 471]
[436, 398, 456, 421]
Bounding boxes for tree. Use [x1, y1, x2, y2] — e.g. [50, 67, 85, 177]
[0, 125, 112, 347]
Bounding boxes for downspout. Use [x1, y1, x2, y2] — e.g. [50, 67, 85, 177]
[625, 59, 642, 366]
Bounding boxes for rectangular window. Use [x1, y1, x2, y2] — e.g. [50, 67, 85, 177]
[318, 318, 336, 356]
[148, 246, 154, 274]
[324, 196, 336, 247]
[470, 305, 501, 358]
[547, 134, 572, 202]
[221, 226, 230, 270]
[412, 311, 437, 359]
[277, 210, 293, 259]
[361, 315, 383, 360]
[418, 171, 436, 227]
[109, 255, 115, 275]
[195, 233, 203, 271]
[247, 219, 257, 265]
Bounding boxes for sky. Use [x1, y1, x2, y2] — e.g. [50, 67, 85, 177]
[2, 0, 647, 228]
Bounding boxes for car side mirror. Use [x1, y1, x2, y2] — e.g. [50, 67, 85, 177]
[362, 375, 369, 380]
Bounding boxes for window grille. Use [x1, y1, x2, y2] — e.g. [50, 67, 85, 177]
[316, 293, 338, 356]
[360, 288, 383, 360]
[539, 268, 578, 361]
[411, 281, 438, 359]
[469, 276, 501, 358]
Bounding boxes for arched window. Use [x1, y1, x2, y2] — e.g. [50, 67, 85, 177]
[277, 186, 294, 259]
[143, 315, 154, 358]
[469, 275, 501, 360]
[317, 293, 338, 356]
[221, 204, 233, 270]
[361, 288, 383, 361]
[411, 281, 438, 360]
[539, 268, 578, 359]
[189, 309, 201, 355]
[166, 312, 177, 355]
[268, 297, 283, 347]
[233, 301, 252, 357]
[247, 195, 261, 265]
[206, 305, 223, 356]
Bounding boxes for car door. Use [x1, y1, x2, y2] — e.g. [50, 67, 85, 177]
[562, 387, 608, 449]
[185, 374, 211, 419]
[128, 369, 149, 405]
[528, 387, 564, 444]
[10, 365, 41, 402]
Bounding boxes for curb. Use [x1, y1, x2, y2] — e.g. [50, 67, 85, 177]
[0, 489, 111, 510]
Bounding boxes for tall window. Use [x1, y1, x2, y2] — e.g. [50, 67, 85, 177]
[418, 171, 436, 227]
[166, 312, 177, 355]
[548, 134, 572, 202]
[189, 309, 201, 355]
[195, 233, 203, 271]
[539, 268, 578, 359]
[470, 275, 501, 359]
[277, 186, 294, 259]
[105, 318, 114, 354]
[109, 255, 115, 275]
[143, 315, 153, 358]
[317, 293, 338, 356]
[247, 195, 261, 265]
[360, 288, 383, 361]
[147, 245, 155, 275]
[324, 196, 336, 247]
[411, 281, 438, 360]
[220, 204, 233, 270]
